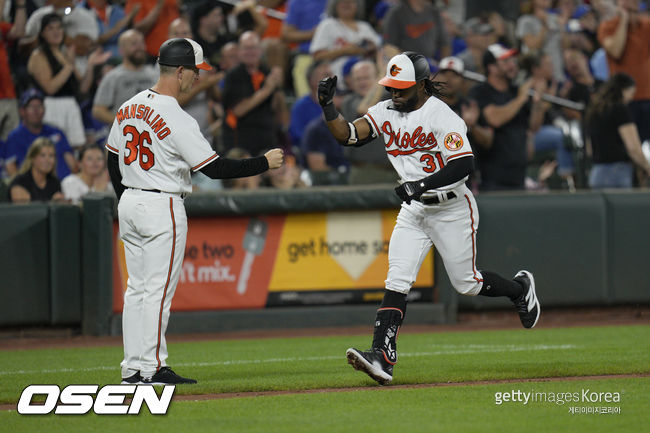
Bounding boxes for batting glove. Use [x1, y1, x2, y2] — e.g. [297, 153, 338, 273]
[395, 181, 426, 204]
[318, 76, 337, 107]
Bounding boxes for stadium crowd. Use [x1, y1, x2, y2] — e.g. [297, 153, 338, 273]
[0, 0, 649, 203]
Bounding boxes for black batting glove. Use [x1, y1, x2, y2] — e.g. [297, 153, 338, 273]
[395, 180, 426, 204]
[318, 76, 337, 107]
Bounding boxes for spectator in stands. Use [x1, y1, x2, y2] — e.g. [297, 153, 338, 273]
[221, 31, 287, 156]
[301, 116, 350, 185]
[309, 0, 381, 91]
[485, 10, 517, 48]
[231, 0, 269, 37]
[61, 143, 113, 204]
[125, 0, 178, 59]
[516, 0, 566, 82]
[598, 0, 650, 143]
[190, 1, 236, 68]
[27, 13, 88, 148]
[585, 73, 650, 188]
[468, 44, 549, 191]
[565, 4, 600, 57]
[92, 29, 157, 125]
[340, 59, 396, 184]
[81, 0, 140, 59]
[5, 88, 77, 180]
[0, 0, 26, 141]
[8, 136, 64, 202]
[382, 0, 451, 60]
[456, 17, 493, 76]
[22, 0, 99, 47]
[562, 46, 603, 122]
[168, 17, 191, 40]
[65, 15, 112, 107]
[522, 52, 576, 188]
[281, 0, 328, 97]
[220, 147, 262, 189]
[437, 56, 493, 152]
[288, 60, 332, 156]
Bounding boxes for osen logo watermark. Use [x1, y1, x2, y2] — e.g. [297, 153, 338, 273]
[17, 384, 175, 415]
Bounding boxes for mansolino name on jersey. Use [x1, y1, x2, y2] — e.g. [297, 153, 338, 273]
[17, 384, 175, 415]
[116, 103, 171, 139]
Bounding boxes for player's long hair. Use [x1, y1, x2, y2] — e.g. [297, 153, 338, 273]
[586, 73, 635, 125]
[423, 74, 447, 99]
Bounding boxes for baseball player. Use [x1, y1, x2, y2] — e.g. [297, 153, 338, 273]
[106, 38, 284, 385]
[317, 52, 540, 385]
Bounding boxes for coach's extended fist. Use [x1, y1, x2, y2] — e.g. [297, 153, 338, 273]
[395, 181, 425, 204]
[265, 148, 284, 169]
[318, 76, 337, 107]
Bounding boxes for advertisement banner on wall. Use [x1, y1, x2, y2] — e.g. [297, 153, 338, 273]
[113, 210, 434, 312]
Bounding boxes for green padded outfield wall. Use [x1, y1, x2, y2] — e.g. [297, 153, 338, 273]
[49, 204, 82, 324]
[0, 204, 51, 326]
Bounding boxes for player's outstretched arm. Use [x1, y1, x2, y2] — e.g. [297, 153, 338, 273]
[318, 76, 373, 146]
[200, 149, 284, 179]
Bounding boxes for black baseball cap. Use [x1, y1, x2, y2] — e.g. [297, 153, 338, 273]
[158, 38, 212, 70]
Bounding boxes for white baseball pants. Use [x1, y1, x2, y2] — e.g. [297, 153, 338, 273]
[385, 184, 484, 296]
[118, 189, 187, 379]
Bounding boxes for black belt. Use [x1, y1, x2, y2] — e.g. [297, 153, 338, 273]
[130, 188, 186, 198]
[418, 191, 457, 205]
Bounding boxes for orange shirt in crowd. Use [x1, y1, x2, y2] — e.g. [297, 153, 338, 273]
[598, 14, 650, 100]
[0, 23, 16, 99]
[261, 4, 287, 40]
[125, 0, 180, 57]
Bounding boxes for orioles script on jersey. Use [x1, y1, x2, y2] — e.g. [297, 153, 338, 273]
[116, 104, 171, 139]
[382, 122, 438, 156]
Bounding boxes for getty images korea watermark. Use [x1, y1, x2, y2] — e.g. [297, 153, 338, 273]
[17, 384, 175, 415]
[494, 388, 622, 414]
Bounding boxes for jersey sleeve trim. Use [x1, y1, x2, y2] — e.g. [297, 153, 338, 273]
[105, 142, 119, 154]
[364, 113, 380, 136]
[446, 152, 474, 162]
[191, 153, 219, 172]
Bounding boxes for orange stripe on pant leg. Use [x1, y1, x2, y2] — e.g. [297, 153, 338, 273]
[156, 197, 175, 370]
[464, 194, 483, 283]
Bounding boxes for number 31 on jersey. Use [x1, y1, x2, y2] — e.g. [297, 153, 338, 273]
[420, 153, 445, 173]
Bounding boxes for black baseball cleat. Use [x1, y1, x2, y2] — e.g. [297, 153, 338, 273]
[513, 270, 540, 329]
[141, 367, 197, 385]
[346, 348, 393, 385]
[121, 372, 142, 384]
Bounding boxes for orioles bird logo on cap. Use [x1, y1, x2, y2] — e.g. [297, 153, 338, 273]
[390, 64, 402, 77]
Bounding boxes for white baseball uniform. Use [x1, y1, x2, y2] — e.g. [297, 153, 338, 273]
[106, 89, 218, 379]
[364, 96, 484, 296]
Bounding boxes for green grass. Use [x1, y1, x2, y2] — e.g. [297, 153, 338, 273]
[0, 325, 648, 432]
[1, 378, 645, 433]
